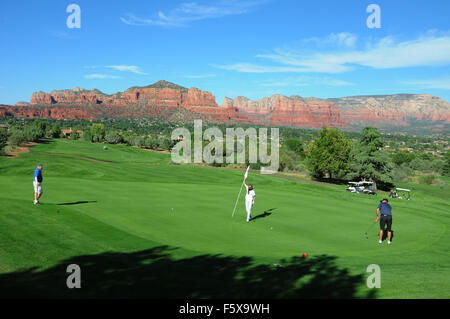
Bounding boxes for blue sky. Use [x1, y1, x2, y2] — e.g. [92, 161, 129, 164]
[0, 0, 449, 105]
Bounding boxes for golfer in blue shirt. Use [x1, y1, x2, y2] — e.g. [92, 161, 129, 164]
[376, 199, 392, 244]
[33, 164, 44, 205]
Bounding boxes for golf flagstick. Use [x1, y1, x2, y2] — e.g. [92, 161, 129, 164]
[232, 166, 250, 218]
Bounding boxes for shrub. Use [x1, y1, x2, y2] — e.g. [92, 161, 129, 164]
[145, 137, 159, 150]
[392, 166, 412, 182]
[294, 162, 306, 173]
[0, 127, 8, 152]
[52, 124, 62, 138]
[159, 137, 174, 150]
[105, 131, 123, 144]
[418, 175, 437, 185]
[32, 120, 47, 137]
[121, 133, 135, 146]
[279, 152, 295, 172]
[23, 125, 41, 142]
[430, 159, 445, 175]
[9, 131, 26, 146]
[392, 151, 416, 166]
[284, 138, 304, 157]
[134, 136, 145, 147]
[90, 123, 105, 142]
[409, 158, 428, 171]
[72, 130, 80, 141]
[83, 130, 93, 142]
[443, 152, 450, 177]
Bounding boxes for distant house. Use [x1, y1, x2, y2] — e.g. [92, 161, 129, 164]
[398, 147, 414, 153]
[61, 128, 82, 139]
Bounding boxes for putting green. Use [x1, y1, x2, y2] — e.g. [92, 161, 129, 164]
[0, 139, 449, 298]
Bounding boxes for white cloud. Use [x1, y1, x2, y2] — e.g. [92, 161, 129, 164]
[106, 65, 147, 75]
[217, 33, 450, 74]
[304, 32, 358, 48]
[85, 74, 120, 79]
[121, 0, 268, 27]
[403, 77, 450, 90]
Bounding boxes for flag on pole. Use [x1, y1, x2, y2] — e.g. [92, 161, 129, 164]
[244, 165, 250, 179]
[232, 166, 251, 218]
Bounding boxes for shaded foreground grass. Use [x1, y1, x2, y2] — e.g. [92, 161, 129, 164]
[0, 246, 375, 299]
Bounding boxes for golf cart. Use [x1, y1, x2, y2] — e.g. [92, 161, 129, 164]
[346, 181, 376, 195]
[396, 188, 411, 200]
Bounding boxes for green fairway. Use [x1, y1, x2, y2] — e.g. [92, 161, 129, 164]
[0, 139, 449, 298]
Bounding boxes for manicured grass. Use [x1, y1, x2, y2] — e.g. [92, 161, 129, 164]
[0, 139, 448, 298]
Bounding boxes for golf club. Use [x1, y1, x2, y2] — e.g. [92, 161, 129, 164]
[364, 221, 377, 239]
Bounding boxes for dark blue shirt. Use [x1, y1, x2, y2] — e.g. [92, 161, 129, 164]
[34, 168, 43, 183]
[378, 202, 392, 216]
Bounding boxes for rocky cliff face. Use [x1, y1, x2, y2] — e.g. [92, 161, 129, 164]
[220, 95, 343, 128]
[2, 81, 449, 131]
[29, 81, 218, 110]
[329, 94, 450, 127]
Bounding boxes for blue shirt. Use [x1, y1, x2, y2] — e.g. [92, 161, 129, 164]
[34, 168, 43, 183]
[378, 202, 392, 216]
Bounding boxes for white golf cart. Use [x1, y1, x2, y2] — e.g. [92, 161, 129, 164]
[395, 188, 411, 200]
[346, 181, 376, 195]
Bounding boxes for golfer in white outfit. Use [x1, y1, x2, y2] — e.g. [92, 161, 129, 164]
[243, 177, 256, 222]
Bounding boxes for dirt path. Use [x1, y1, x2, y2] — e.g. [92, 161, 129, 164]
[7, 142, 39, 158]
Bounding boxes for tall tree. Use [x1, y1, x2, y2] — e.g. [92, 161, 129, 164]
[33, 120, 47, 138]
[284, 138, 304, 156]
[90, 124, 106, 142]
[443, 151, 450, 177]
[306, 126, 352, 179]
[349, 127, 393, 190]
[0, 127, 8, 153]
[52, 124, 62, 138]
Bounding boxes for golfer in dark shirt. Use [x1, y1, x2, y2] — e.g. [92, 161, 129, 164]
[376, 199, 392, 245]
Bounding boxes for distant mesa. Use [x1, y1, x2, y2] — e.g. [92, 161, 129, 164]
[0, 80, 449, 131]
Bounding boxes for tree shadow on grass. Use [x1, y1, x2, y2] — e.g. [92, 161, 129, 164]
[0, 246, 376, 299]
[36, 139, 54, 145]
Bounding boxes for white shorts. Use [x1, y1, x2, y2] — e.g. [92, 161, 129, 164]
[33, 181, 43, 194]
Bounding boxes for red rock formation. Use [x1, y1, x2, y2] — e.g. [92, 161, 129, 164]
[329, 94, 450, 127]
[2, 81, 450, 130]
[220, 95, 343, 128]
[182, 88, 217, 107]
[30, 92, 55, 105]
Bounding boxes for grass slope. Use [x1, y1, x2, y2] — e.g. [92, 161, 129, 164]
[0, 139, 448, 298]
